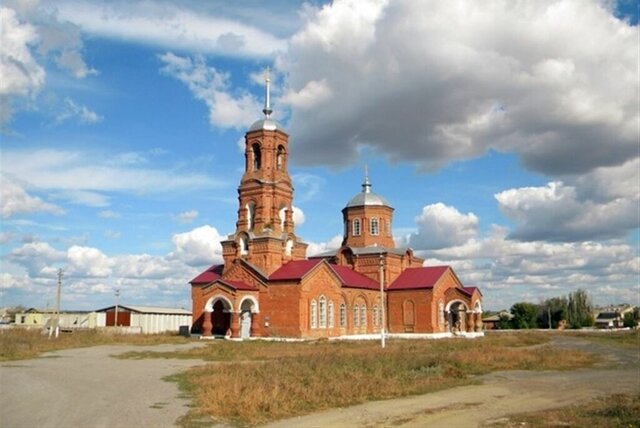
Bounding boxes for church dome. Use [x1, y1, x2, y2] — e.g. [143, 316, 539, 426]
[248, 117, 286, 132]
[345, 173, 391, 208]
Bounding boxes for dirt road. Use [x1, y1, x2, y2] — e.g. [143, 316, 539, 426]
[266, 336, 640, 427]
[0, 342, 206, 428]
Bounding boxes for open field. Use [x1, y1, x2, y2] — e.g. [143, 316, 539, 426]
[1, 330, 637, 427]
[0, 328, 189, 361]
[148, 333, 595, 426]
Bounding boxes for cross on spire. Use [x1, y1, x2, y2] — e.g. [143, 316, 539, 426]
[262, 67, 272, 118]
[362, 164, 372, 193]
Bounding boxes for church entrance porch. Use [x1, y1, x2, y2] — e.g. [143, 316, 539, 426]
[202, 297, 232, 337]
[446, 301, 469, 334]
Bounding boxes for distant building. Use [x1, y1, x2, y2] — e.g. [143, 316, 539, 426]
[189, 76, 483, 339]
[13, 308, 102, 329]
[94, 305, 192, 334]
[594, 305, 636, 329]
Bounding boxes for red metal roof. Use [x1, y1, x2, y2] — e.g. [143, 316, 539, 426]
[190, 264, 224, 284]
[330, 264, 379, 290]
[269, 259, 324, 281]
[462, 286, 482, 296]
[387, 266, 450, 290]
[222, 280, 257, 291]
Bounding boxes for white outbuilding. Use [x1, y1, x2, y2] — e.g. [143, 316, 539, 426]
[95, 305, 192, 334]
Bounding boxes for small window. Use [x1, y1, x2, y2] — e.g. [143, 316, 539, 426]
[370, 218, 379, 236]
[319, 296, 327, 328]
[252, 143, 261, 170]
[340, 303, 346, 328]
[310, 300, 317, 329]
[353, 218, 361, 236]
[276, 145, 285, 170]
[239, 234, 249, 255]
[361, 304, 367, 328]
[353, 305, 360, 327]
[386, 220, 391, 237]
[328, 301, 335, 328]
[373, 305, 379, 327]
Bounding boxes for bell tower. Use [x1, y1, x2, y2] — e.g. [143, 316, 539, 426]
[221, 70, 307, 274]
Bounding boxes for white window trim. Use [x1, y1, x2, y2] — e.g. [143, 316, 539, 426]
[328, 301, 334, 328]
[370, 217, 379, 236]
[319, 296, 327, 328]
[352, 218, 361, 236]
[310, 299, 317, 329]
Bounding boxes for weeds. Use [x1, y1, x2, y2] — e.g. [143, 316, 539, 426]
[0, 328, 187, 361]
[174, 335, 594, 426]
[489, 393, 640, 427]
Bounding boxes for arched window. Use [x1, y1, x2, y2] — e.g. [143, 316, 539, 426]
[246, 202, 256, 231]
[403, 300, 415, 326]
[276, 145, 285, 170]
[373, 305, 379, 327]
[353, 305, 360, 327]
[339, 303, 346, 328]
[328, 301, 335, 328]
[319, 296, 327, 328]
[360, 304, 367, 328]
[386, 219, 391, 237]
[370, 218, 379, 236]
[285, 239, 293, 256]
[310, 300, 317, 329]
[252, 143, 261, 170]
[279, 207, 287, 229]
[352, 218, 361, 236]
[239, 233, 249, 255]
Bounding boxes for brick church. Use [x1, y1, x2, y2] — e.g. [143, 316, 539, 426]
[189, 77, 483, 339]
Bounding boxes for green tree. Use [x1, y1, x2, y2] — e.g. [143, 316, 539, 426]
[623, 312, 638, 328]
[510, 302, 540, 329]
[538, 297, 568, 329]
[567, 289, 594, 329]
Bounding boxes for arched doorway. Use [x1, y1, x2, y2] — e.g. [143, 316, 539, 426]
[446, 301, 469, 333]
[239, 297, 259, 339]
[211, 299, 232, 336]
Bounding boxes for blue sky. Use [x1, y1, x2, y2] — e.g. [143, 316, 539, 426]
[1, 0, 638, 312]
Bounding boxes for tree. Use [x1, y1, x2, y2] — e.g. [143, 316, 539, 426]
[623, 312, 638, 328]
[567, 289, 594, 329]
[510, 302, 539, 329]
[538, 297, 568, 329]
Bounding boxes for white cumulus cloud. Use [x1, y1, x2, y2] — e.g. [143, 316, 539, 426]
[408, 203, 479, 250]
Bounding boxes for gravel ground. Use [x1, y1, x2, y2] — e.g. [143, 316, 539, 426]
[0, 342, 207, 428]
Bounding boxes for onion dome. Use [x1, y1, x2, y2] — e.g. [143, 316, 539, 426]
[345, 169, 391, 208]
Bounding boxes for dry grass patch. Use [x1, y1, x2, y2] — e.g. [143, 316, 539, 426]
[0, 328, 188, 361]
[485, 393, 640, 427]
[175, 335, 594, 426]
[567, 329, 640, 349]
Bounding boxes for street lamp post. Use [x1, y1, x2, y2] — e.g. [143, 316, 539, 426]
[379, 255, 386, 348]
[114, 288, 120, 328]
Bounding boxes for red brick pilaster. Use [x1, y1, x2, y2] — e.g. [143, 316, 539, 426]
[230, 312, 240, 338]
[202, 311, 212, 337]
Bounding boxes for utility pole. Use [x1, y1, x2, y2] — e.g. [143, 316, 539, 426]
[49, 269, 63, 339]
[379, 254, 386, 349]
[114, 288, 120, 328]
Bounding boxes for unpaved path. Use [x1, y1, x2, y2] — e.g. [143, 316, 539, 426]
[0, 342, 207, 428]
[266, 336, 640, 428]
